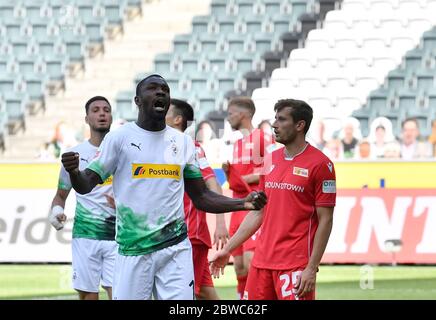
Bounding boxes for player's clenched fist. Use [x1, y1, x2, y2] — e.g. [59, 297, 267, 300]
[244, 191, 267, 210]
[61, 152, 80, 173]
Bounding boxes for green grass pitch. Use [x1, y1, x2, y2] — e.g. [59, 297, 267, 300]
[1, 264, 436, 300]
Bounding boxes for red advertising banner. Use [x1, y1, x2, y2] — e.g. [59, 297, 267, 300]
[323, 189, 436, 264]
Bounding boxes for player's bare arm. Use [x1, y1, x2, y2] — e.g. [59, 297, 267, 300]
[241, 173, 260, 184]
[49, 188, 70, 230]
[185, 177, 267, 213]
[210, 209, 264, 278]
[61, 152, 103, 194]
[205, 177, 229, 249]
[295, 206, 334, 298]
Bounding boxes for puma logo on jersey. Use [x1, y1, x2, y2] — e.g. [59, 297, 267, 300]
[131, 143, 141, 151]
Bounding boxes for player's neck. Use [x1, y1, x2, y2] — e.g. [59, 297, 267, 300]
[88, 131, 107, 147]
[239, 123, 254, 137]
[136, 118, 166, 132]
[284, 140, 308, 159]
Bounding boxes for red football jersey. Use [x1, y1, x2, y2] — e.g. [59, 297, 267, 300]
[252, 144, 336, 270]
[183, 141, 215, 247]
[231, 128, 272, 198]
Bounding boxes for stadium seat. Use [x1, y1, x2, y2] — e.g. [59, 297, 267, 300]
[235, 0, 257, 16]
[100, 0, 126, 25]
[397, 88, 418, 112]
[422, 27, 436, 52]
[289, 0, 309, 17]
[210, 0, 229, 17]
[206, 52, 228, 72]
[191, 15, 212, 35]
[4, 91, 27, 134]
[0, 2, 16, 19]
[172, 34, 193, 54]
[386, 69, 409, 93]
[271, 13, 294, 34]
[403, 48, 425, 72]
[215, 16, 239, 34]
[252, 33, 276, 53]
[153, 52, 174, 74]
[115, 90, 136, 121]
[243, 15, 266, 34]
[263, 0, 282, 16]
[180, 52, 204, 73]
[198, 33, 219, 53]
[224, 33, 246, 53]
[413, 68, 435, 92]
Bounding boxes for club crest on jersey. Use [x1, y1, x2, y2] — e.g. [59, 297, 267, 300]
[293, 167, 309, 177]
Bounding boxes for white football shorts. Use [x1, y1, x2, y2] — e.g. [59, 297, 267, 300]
[113, 238, 195, 300]
[72, 238, 117, 293]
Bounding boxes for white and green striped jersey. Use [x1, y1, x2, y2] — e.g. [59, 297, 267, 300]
[87, 122, 202, 256]
[59, 140, 116, 240]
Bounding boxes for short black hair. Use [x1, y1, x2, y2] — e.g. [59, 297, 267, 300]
[170, 98, 194, 132]
[274, 99, 313, 134]
[136, 74, 165, 96]
[85, 96, 111, 114]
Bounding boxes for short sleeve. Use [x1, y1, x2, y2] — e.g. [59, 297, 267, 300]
[196, 143, 215, 181]
[183, 136, 202, 179]
[314, 160, 336, 207]
[58, 165, 71, 191]
[87, 132, 119, 182]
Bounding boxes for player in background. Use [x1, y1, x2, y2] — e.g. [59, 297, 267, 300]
[222, 96, 272, 299]
[49, 96, 116, 300]
[60, 75, 267, 300]
[166, 98, 228, 300]
[211, 99, 336, 300]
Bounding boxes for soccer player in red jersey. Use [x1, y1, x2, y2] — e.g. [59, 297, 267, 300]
[223, 97, 273, 299]
[211, 99, 336, 300]
[166, 98, 229, 300]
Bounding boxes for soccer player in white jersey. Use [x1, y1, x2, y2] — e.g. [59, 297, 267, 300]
[49, 96, 117, 300]
[60, 74, 267, 300]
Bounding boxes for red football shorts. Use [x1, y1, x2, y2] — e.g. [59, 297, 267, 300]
[229, 210, 258, 257]
[192, 243, 214, 295]
[243, 265, 316, 300]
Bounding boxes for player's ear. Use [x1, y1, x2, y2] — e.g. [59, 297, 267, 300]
[297, 120, 306, 132]
[85, 115, 89, 124]
[175, 115, 183, 126]
[134, 96, 140, 107]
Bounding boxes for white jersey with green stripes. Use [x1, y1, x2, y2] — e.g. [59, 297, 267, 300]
[87, 122, 202, 256]
[58, 140, 116, 240]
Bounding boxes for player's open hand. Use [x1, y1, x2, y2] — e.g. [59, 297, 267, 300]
[213, 221, 229, 250]
[61, 152, 80, 173]
[243, 191, 267, 210]
[209, 249, 231, 279]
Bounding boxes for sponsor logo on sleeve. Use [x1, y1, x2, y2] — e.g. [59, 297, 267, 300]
[322, 180, 336, 193]
[293, 167, 309, 177]
[327, 162, 333, 173]
[132, 164, 181, 180]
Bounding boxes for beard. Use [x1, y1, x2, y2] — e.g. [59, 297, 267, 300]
[93, 126, 110, 133]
